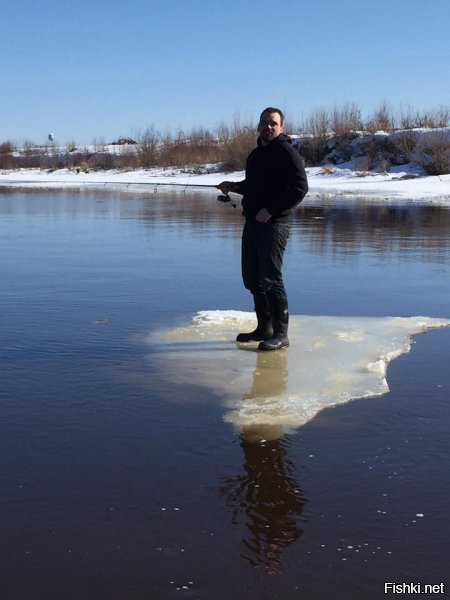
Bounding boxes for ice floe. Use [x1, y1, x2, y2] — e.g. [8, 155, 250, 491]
[147, 311, 450, 434]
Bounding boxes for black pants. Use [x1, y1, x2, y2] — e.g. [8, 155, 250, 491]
[241, 219, 290, 311]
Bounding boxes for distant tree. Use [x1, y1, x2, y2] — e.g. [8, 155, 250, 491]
[136, 127, 160, 167]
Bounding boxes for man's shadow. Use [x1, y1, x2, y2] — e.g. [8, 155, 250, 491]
[220, 351, 308, 575]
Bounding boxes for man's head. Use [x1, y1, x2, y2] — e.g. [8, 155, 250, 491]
[258, 107, 284, 144]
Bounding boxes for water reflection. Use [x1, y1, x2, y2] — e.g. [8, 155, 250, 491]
[220, 351, 307, 574]
[294, 203, 450, 262]
[220, 429, 307, 574]
[2, 189, 450, 264]
[242, 349, 288, 402]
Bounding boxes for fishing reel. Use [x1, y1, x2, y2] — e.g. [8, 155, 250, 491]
[217, 193, 237, 208]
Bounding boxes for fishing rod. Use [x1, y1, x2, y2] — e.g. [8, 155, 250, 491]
[147, 181, 237, 207]
[0, 179, 237, 207]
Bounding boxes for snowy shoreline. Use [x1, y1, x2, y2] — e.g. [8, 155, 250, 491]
[1, 166, 450, 204]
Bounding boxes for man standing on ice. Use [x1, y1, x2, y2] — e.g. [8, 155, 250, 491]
[218, 107, 308, 351]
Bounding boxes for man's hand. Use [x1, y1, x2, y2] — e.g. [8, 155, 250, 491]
[255, 208, 272, 223]
[217, 181, 238, 194]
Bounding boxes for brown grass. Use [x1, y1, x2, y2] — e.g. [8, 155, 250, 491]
[2, 103, 449, 172]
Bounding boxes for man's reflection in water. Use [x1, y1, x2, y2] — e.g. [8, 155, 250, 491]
[220, 351, 308, 575]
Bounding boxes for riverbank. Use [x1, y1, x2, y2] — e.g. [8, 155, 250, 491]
[1, 165, 450, 203]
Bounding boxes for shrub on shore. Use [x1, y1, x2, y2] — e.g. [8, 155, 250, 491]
[411, 130, 450, 176]
[2, 103, 449, 175]
[294, 102, 449, 174]
[216, 122, 256, 171]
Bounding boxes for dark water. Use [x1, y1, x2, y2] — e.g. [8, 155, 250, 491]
[1, 188, 449, 599]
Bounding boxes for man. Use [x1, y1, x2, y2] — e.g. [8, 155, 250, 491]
[218, 107, 308, 351]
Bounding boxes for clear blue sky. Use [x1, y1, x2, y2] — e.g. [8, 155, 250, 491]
[2, 0, 449, 144]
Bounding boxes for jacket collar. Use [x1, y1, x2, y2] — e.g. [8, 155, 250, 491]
[257, 133, 291, 147]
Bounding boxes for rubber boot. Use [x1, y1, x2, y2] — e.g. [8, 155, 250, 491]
[236, 293, 274, 342]
[258, 308, 289, 351]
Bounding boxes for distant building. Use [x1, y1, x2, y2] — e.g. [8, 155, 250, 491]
[111, 137, 137, 145]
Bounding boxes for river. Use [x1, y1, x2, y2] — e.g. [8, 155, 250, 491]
[1, 188, 449, 599]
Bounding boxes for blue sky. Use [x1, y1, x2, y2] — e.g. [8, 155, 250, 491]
[2, 0, 449, 144]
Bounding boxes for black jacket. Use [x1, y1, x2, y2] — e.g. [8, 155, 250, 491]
[236, 134, 308, 223]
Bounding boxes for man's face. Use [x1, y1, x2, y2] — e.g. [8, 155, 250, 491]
[257, 111, 283, 143]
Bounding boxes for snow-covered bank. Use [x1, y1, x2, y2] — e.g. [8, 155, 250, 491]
[1, 165, 449, 203]
[305, 165, 450, 202]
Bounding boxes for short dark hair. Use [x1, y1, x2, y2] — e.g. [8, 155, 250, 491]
[259, 107, 285, 126]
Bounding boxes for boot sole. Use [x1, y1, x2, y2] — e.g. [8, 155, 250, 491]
[258, 340, 290, 351]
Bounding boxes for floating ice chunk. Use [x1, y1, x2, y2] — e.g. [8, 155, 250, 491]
[148, 313, 450, 436]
